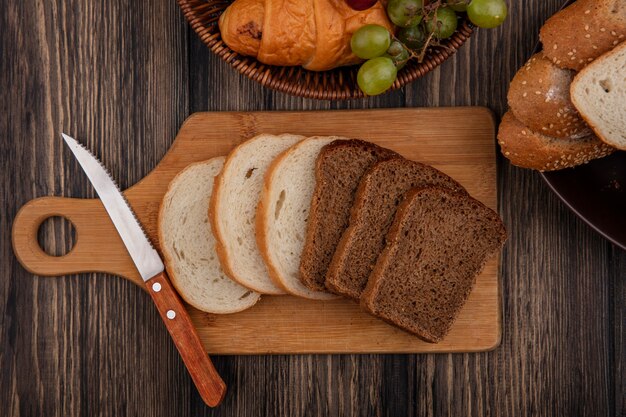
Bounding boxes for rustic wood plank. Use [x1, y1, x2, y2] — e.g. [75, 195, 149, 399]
[1, 0, 192, 416]
[614, 248, 625, 417]
[1, 0, 624, 416]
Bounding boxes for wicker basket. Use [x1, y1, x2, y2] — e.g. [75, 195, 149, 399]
[177, 0, 474, 100]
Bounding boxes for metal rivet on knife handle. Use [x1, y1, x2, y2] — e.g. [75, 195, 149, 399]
[144, 272, 225, 406]
[61, 133, 226, 407]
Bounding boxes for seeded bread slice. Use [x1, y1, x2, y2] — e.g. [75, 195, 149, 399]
[326, 158, 467, 300]
[497, 111, 614, 171]
[507, 53, 590, 139]
[571, 41, 626, 149]
[540, 0, 626, 71]
[299, 139, 399, 292]
[361, 187, 507, 343]
[158, 157, 261, 314]
[210, 133, 304, 294]
[256, 136, 343, 300]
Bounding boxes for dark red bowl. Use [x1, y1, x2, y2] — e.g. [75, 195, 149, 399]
[541, 154, 626, 249]
[537, 0, 626, 250]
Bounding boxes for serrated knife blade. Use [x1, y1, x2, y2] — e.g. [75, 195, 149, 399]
[61, 133, 164, 281]
[61, 133, 226, 407]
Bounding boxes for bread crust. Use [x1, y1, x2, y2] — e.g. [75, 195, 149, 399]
[159, 158, 261, 314]
[256, 137, 341, 300]
[507, 53, 590, 139]
[258, 0, 317, 67]
[360, 187, 506, 343]
[570, 41, 626, 150]
[360, 187, 446, 342]
[218, 0, 393, 71]
[210, 134, 302, 295]
[209, 164, 245, 292]
[305, 0, 392, 70]
[299, 139, 400, 292]
[497, 111, 614, 171]
[326, 157, 466, 300]
[324, 156, 403, 299]
[218, 0, 264, 58]
[255, 151, 292, 294]
[540, 0, 626, 71]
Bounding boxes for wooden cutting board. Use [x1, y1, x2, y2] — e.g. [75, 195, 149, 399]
[13, 108, 501, 354]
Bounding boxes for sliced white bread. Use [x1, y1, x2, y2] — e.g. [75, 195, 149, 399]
[210, 134, 304, 294]
[571, 41, 626, 150]
[256, 136, 345, 300]
[158, 157, 261, 314]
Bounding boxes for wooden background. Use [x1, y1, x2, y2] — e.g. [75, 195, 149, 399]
[0, 0, 623, 416]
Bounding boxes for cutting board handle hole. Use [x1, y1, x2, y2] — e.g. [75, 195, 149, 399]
[37, 216, 77, 257]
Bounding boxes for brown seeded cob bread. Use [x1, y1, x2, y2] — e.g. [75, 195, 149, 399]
[497, 111, 614, 171]
[507, 53, 591, 139]
[325, 158, 467, 300]
[299, 139, 399, 292]
[361, 187, 507, 343]
[540, 0, 626, 71]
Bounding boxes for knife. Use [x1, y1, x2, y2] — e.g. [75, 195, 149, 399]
[61, 133, 226, 407]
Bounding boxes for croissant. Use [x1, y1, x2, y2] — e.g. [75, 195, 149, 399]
[218, 0, 393, 71]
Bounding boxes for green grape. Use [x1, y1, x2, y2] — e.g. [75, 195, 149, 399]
[448, 0, 468, 12]
[467, 0, 508, 28]
[398, 25, 426, 51]
[387, 40, 405, 57]
[357, 57, 398, 96]
[384, 41, 411, 69]
[351, 25, 392, 59]
[425, 7, 458, 39]
[387, 0, 424, 28]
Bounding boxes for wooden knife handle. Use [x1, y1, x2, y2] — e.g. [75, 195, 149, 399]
[145, 271, 226, 407]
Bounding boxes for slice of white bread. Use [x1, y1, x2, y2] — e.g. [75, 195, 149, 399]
[571, 41, 626, 150]
[256, 136, 344, 300]
[158, 157, 261, 314]
[210, 134, 304, 294]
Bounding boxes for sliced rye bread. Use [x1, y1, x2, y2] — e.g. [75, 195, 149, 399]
[256, 136, 344, 300]
[299, 139, 400, 292]
[571, 41, 626, 149]
[210, 133, 304, 294]
[361, 187, 507, 343]
[326, 158, 467, 300]
[497, 111, 614, 171]
[158, 157, 261, 314]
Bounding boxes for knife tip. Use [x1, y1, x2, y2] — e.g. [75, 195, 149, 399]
[61, 133, 75, 146]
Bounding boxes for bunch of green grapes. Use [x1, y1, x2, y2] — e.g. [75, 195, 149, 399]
[350, 0, 508, 96]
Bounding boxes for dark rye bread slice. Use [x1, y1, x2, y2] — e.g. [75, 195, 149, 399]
[326, 158, 467, 300]
[361, 187, 507, 343]
[299, 139, 400, 292]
